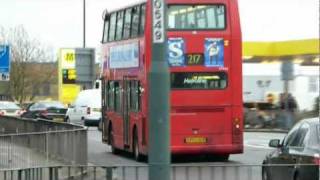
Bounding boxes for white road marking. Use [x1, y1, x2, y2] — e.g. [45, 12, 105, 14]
[244, 139, 274, 149]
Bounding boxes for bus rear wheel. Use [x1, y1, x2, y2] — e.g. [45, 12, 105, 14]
[218, 154, 229, 162]
[207, 154, 229, 162]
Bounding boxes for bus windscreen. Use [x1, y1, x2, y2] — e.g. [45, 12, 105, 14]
[167, 5, 226, 30]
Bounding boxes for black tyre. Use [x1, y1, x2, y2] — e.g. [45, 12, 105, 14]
[109, 126, 119, 154]
[64, 116, 69, 123]
[218, 154, 229, 162]
[133, 129, 143, 161]
[207, 154, 229, 162]
[98, 119, 103, 131]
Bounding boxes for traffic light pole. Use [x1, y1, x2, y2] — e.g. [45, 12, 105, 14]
[148, 0, 170, 180]
[83, 0, 86, 48]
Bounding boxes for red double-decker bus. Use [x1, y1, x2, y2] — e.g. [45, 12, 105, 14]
[100, 0, 243, 161]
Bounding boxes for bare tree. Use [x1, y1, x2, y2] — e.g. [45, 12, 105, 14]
[0, 25, 56, 104]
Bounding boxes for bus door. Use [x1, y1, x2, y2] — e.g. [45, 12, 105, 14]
[123, 77, 131, 147]
[101, 79, 107, 142]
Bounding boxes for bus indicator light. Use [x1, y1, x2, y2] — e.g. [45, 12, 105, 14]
[224, 40, 229, 46]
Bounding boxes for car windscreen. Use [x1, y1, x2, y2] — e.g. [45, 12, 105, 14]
[76, 90, 101, 107]
[309, 124, 320, 151]
[43, 102, 65, 109]
[171, 72, 227, 89]
[168, 5, 226, 30]
[317, 125, 320, 142]
[89, 97, 101, 107]
[0, 102, 20, 109]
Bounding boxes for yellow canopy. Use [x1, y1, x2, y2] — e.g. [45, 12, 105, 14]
[243, 39, 320, 57]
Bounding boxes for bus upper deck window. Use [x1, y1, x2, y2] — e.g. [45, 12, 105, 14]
[102, 19, 109, 43]
[108, 13, 117, 41]
[116, 11, 124, 40]
[139, 4, 146, 35]
[123, 8, 132, 39]
[131, 6, 140, 37]
[167, 5, 226, 30]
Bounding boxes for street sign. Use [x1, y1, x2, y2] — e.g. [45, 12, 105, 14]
[58, 48, 95, 105]
[0, 45, 10, 81]
[75, 48, 95, 89]
[62, 69, 76, 84]
[281, 61, 294, 80]
[61, 49, 76, 69]
[152, 0, 165, 43]
[60, 49, 76, 84]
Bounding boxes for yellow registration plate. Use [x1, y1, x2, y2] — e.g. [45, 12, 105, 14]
[185, 137, 207, 144]
[53, 118, 63, 122]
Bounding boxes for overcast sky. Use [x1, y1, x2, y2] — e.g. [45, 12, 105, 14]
[0, 0, 319, 52]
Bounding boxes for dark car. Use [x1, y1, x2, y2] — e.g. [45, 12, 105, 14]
[262, 117, 320, 180]
[21, 101, 67, 122]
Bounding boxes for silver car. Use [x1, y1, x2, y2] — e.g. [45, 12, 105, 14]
[0, 101, 24, 117]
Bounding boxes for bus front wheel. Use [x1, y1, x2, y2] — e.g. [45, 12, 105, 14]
[109, 126, 119, 154]
[133, 129, 143, 161]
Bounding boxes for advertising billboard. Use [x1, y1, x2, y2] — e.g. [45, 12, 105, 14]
[0, 45, 10, 81]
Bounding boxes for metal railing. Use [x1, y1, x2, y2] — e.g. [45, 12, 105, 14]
[0, 116, 87, 169]
[0, 164, 319, 180]
[0, 116, 82, 135]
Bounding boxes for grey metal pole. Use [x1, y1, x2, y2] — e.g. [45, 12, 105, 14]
[148, 0, 170, 180]
[284, 80, 289, 111]
[83, 0, 86, 48]
[284, 80, 290, 129]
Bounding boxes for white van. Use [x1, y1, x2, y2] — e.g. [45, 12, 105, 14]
[65, 89, 101, 126]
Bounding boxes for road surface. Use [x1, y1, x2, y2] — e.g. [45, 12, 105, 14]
[87, 127, 286, 180]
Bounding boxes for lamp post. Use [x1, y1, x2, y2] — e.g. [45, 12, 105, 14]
[83, 0, 86, 48]
[148, 0, 170, 180]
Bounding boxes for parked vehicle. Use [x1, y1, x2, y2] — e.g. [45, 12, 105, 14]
[262, 117, 320, 180]
[65, 89, 101, 126]
[0, 101, 24, 117]
[21, 101, 67, 122]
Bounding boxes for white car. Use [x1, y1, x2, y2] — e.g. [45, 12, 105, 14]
[0, 101, 24, 117]
[65, 89, 101, 126]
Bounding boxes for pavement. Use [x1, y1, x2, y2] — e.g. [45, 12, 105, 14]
[245, 128, 288, 133]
